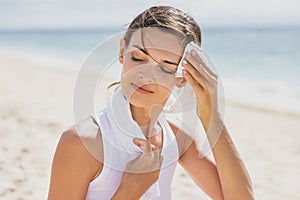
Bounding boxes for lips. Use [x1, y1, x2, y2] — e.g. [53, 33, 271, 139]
[131, 83, 154, 94]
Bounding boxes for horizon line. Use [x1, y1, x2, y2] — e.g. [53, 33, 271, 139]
[0, 24, 299, 33]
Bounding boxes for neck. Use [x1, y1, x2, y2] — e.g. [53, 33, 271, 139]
[130, 104, 163, 138]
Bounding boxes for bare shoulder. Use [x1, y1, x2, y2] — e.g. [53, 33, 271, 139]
[58, 127, 101, 162]
[54, 116, 104, 176]
[68, 116, 104, 162]
[48, 117, 104, 199]
[56, 128, 89, 162]
[62, 116, 103, 167]
[59, 127, 83, 148]
[52, 118, 103, 179]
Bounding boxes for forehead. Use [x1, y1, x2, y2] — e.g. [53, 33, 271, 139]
[126, 27, 185, 58]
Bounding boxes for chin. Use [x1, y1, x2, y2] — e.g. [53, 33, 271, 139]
[127, 92, 152, 108]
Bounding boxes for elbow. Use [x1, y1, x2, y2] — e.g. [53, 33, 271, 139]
[242, 169, 255, 200]
[244, 179, 255, 200]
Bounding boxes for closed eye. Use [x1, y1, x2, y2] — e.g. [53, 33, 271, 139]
[159, 65, 176, 74]
[163, 60, 180, 66]
[131, 56, 145, 62]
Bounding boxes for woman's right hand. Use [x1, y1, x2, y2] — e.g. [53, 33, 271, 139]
[112, 138, 163, 200]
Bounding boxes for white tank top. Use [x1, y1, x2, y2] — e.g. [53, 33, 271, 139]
[85, 90, 179, 200]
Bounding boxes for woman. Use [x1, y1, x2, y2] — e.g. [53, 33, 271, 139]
[48, 6, 254, 200]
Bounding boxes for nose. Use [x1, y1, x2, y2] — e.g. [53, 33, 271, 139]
[138, 69, 154, 83]
[138, 72, 144, 79]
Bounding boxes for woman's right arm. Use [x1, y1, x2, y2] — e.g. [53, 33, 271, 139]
[48, 125, 162, 200]
[48, 128, 102, 200]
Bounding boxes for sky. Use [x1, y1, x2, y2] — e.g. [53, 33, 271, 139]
[1, 0, 299, 30]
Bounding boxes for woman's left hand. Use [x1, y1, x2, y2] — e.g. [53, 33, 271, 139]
[182, 49, 220, 131]
[182, 50, 255, 200]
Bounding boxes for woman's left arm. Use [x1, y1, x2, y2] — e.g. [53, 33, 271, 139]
[180, 49, 254, 199]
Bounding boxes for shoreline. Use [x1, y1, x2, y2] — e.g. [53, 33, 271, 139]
[2, 49, 299, 118]
[226, 100, 300, 119]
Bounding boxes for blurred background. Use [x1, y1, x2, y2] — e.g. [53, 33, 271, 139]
[0, 0, 299, 199]
[1, 0, 299, 114]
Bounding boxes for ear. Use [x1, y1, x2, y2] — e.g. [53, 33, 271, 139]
[175, 77, 187, 88]
[119, 38, 126, 64]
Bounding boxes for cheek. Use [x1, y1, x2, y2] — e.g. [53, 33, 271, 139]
[156, 84, 174, 103]
[157, 79, 177, 94]
[121, 56, 137, 75]
[121, 67, 135, 89]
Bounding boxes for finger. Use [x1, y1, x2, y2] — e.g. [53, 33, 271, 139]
[133, 138, 147, 147]
[133, 138, 160, 153]
[142, 139, 152, 153]
[182, 60, 207, 90]
[150, 151, 163, 170]
[133, 138, 150, 152]
[190, 50, 218, 79]
[183, 69, 204, 94]
[185, 53, 216, 83]
[151, 144, 159, 152]
[185, 56, 218, 89]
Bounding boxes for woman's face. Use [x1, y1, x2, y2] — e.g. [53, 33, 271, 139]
[119, 27, 186, 109]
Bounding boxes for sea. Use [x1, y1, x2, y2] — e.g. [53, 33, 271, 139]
[1, 26, 299, 115]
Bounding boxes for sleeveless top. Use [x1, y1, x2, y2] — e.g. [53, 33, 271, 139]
[84, 89, 179, 200]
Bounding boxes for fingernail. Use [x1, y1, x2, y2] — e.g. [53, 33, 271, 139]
[133, 137, 144, 141]
[182, 59, 187, 65]
[191, 50, 196, 56]
[132, 137, 140, 143]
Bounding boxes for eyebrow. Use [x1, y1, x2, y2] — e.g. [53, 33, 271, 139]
[132, 45, 180, 66]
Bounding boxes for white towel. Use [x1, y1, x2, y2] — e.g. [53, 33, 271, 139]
[104, 87, 161, 199]
[164, 83, 196, 113]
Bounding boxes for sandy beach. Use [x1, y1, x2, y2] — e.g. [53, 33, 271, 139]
[1, 53, 300, 200]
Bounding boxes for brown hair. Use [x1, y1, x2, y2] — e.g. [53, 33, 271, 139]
[108, 6, 202, 89]
[123, 6, 202, 47]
